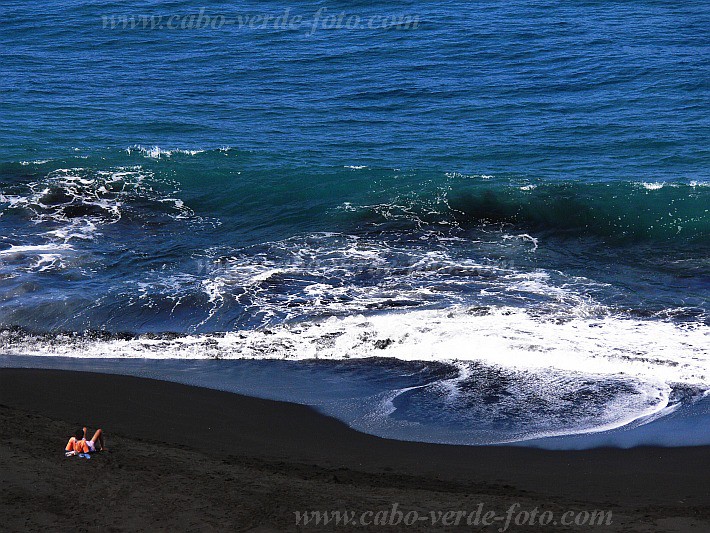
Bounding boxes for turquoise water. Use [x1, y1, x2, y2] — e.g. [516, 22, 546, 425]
[1, 1, 708, 446]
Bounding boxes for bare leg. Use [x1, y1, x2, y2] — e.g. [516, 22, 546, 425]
[90, 429, 106, 451]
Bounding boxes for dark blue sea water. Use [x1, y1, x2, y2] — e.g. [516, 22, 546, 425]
[1, 1, 708, 446]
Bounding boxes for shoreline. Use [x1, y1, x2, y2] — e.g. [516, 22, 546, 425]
[4, 354, 708, 450]
[1, 367, 709, 531]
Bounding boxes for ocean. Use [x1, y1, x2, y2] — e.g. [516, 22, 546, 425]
[1, 0, 708, 447]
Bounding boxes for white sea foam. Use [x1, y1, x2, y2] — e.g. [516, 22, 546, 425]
[45, 219, 99, 242]
[5, 306, 706, 386]
[502, 233, 538, 250]
[444, 172, 494, 180]
[1, 166, 195, 242]
[20, 159, 51, 166]
[0, 165, 202, 279]
[184, 233, 531, 326]
[640, 182, 665, 190]
[0, 243, 73, 257]
[126, 145, 205, 158]
[0, 243, 74, 273]
[636, 180, 710, 190]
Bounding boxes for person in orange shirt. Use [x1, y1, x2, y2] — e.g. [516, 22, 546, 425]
[65, 427, 105, 454]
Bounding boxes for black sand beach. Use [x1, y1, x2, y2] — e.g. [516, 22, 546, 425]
[1, 368, 708, 532]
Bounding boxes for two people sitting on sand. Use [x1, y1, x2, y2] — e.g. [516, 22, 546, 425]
[65, 427, 106, 454]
